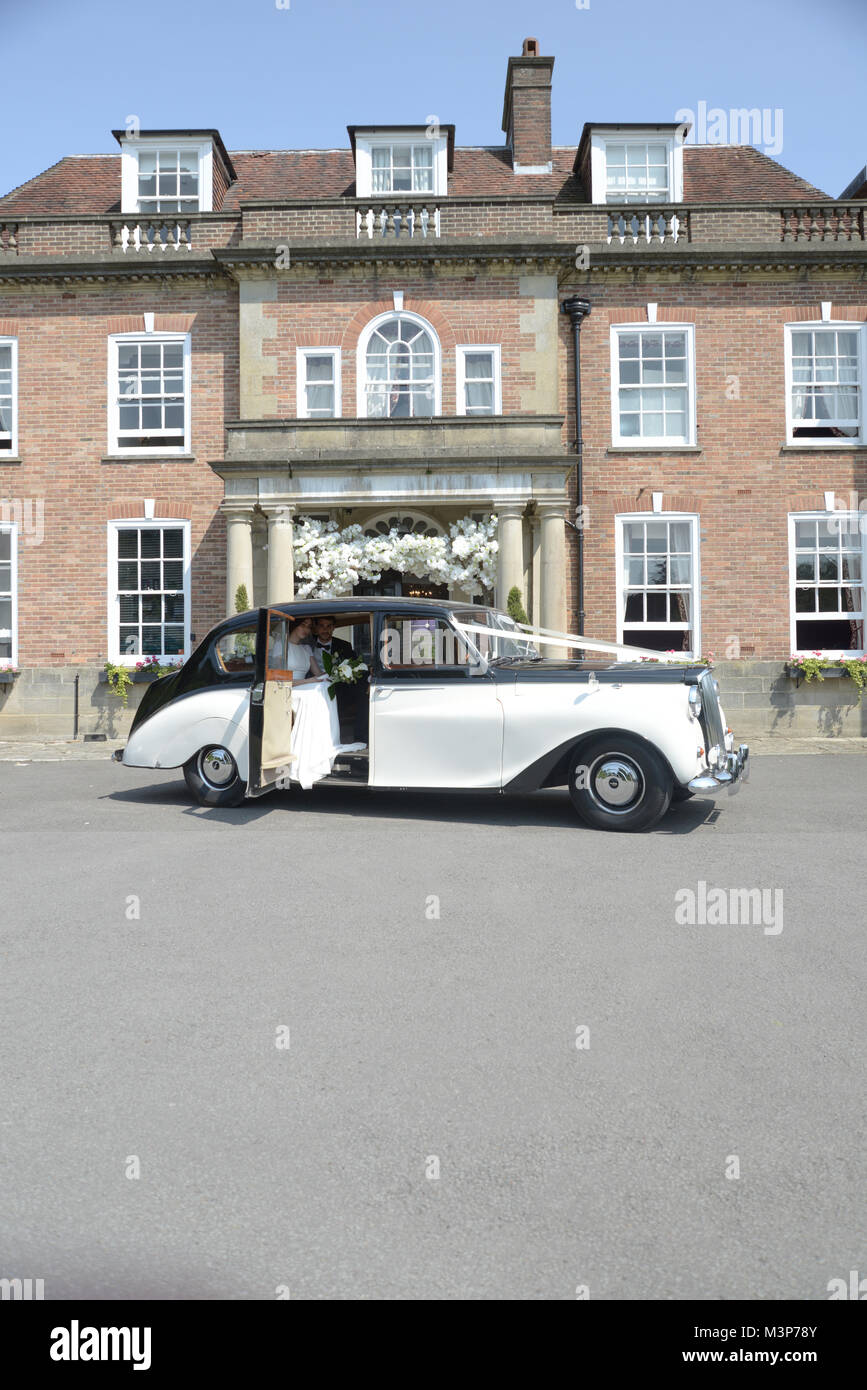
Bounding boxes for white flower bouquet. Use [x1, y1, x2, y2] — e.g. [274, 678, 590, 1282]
[321, 650, 368, 701]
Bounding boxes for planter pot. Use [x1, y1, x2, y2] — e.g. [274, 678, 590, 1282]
[0, 671, 18, 684]
[785, 664, 844, 681]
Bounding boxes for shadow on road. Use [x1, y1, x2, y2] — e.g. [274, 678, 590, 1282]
[104, 778, 721, 834]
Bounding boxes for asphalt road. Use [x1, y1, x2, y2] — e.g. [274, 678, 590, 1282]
[1, 755, 864, 1300]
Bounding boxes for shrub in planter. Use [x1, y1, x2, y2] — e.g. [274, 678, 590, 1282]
[787, 653, 867, 704]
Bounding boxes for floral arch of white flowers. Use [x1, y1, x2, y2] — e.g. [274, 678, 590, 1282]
[292, 513, 499, 598]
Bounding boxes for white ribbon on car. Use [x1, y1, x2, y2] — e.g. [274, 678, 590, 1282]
[451, 619, 667, 662]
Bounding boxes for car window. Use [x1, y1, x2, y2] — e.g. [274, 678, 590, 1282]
[379, 616, 478, 671]
[214, 624, 257, 674]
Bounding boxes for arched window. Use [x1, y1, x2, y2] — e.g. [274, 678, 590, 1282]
[362, 510, 443, 539]
[358, 312, 440, 418]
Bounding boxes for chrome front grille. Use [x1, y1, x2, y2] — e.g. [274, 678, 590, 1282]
[699, 669, 726, 753]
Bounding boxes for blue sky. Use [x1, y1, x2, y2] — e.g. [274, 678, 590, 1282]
[3, 0, 865, 199]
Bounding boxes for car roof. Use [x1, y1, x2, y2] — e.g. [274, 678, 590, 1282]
[236, 596, 495, 622]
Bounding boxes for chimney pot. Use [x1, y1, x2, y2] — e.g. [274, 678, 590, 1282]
[522, 37, 539, 56]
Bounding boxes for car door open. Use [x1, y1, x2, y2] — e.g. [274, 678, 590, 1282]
[247, 607, 295, 798]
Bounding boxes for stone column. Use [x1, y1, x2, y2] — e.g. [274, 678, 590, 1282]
[538, 502, 568, 655]
[530, 515, 542, 628]
[495, 501, 526, 612]
[262, 503, 295, 605]
[223, 505, 255, 617]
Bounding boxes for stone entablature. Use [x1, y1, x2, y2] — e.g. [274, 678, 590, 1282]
[223, 415, 567, 463]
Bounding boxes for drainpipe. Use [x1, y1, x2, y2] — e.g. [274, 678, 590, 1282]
[561, 296, 591, 635]
[73, 671, 79, 739]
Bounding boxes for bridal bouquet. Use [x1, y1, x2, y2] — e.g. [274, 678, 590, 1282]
[321, 651, 368, 701]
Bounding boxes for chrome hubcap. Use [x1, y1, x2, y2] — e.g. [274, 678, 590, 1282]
[588, 754, 645, 814]
[198, 746, 237, 790]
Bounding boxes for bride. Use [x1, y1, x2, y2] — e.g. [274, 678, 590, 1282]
[280, 617, 366, 789]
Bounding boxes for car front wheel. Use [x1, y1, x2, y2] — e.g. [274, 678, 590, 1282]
[183, 745, 246, 807]
[568, 736, 672, 832]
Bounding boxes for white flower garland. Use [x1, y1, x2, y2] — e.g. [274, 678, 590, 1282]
[292, 514, 499, 599]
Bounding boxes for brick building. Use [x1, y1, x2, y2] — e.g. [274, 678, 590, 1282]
[1, 38, 866, 738]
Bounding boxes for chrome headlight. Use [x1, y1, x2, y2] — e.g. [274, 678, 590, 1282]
[688, 686, 702, 720]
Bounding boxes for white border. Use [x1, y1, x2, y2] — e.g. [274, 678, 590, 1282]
[455, 344, 502, 416]
[356, 309, 442, 418]
[106, 517, 192, 665]
[0, 336, 19, 456]
[783, 321, 866, 447]
[787, 510, 866, 657]
[107, 331, 191, 456]
[610, 322, 696, 448]
[615, 512, 701, 659]
[295, 347, 342, 419]
[589, 128, 683, 205]
[119, 137, 214, 216]
[0, 521, 18, 666]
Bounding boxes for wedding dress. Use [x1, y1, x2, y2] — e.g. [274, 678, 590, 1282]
[283, 641, 365, 789]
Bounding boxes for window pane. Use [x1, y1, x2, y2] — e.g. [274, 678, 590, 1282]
[305, 355, 333, 382]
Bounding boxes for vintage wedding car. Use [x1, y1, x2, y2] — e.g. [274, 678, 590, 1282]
[114, 597, 749, 832]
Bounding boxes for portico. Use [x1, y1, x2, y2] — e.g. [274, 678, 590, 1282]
[211, 414, 573, 626]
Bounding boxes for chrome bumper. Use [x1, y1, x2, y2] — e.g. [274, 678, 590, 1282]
[687, 743, 749, 795]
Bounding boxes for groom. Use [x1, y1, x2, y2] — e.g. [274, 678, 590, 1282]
[308, 615, 369, 743]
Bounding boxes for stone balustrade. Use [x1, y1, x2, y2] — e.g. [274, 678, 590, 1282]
[111, 220, 194, 253]
[606, 207, 688, 246]
[356, 204, 442, 239]
[781, 205, 865, 242]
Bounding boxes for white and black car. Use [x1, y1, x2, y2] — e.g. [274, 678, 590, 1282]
[114, 597, 749, 832]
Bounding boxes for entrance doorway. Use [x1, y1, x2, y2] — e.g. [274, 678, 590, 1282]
[353, 569, 449, 600]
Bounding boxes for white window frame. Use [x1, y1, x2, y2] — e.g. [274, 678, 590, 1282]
[788, 511, 866, 657]
[0, 336, 18, 455]
[589, 128, 683, 205]
[610, 323, 696, 447]
[456, 345, 502, 416]
[783, 322, 866, 446]
[107, 518, 192, 665]
[615, 512, 701, 658]
[296, 347, 342, 419]
[119, 137, 214, 216]
[354, 130, 448, 198]
[356, 310, 442, 418]
[0, 520, 18, 667]
[107, 331, 191, 456]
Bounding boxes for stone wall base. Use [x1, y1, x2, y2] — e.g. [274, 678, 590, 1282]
[0, 667, 152, 739]
[714, 661, 867, 739]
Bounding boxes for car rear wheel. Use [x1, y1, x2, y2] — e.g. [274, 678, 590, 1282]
[183, 745, 246, 807]
[568, 736, 672, 832]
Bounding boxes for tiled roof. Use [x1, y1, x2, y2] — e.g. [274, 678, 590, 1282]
[0, 143, 827, 215]
[683, 145, 827, 201]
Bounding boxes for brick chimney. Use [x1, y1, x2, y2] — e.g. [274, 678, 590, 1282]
[502, 37, 555, 174]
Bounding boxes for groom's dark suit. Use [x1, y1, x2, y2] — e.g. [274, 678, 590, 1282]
[306, 634, 369, 743]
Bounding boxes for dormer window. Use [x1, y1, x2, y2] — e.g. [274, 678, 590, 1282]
[586, 126, 684, 205]
[372, 143, 434, 194]
[137, 149, 200, 214]
[114, 130, 235, 217]
[350, 126, 453, 199]
[605, 141, 669, 202]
